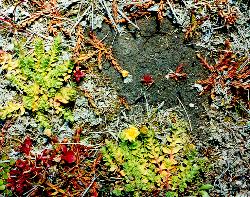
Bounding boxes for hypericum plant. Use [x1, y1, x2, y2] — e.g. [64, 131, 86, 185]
[0, 36, 77, 128]
[102, 116, 211, 196]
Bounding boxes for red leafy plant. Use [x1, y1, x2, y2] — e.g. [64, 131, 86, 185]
[7, 129, 101, 196]
[141, 74, 154, 86]
[7, 159, 43, 195]
[165, 64, 187, 81]
[19, 136, 32, 155]
[60, 144, 76, 163]
[196, 40, 249, 109]
[73, 66, 86, 83]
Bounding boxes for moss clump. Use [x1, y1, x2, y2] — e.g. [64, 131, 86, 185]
[0, 36, 77, 129]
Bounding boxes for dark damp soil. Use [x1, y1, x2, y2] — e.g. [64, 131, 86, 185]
[96, 17, 210, 134]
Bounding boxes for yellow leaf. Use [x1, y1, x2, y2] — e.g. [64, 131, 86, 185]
[148, 154, 155, 159]
[155, 147, 160, 152]
[160, 170, 168, 176]
[33, 83, 40, 95]
[20, 105, 25, 115]
[160, 162, 167, 170]
[172, 147, 182, 154]
[142, 179, 148, 183]
[171, 158, 177, 165]
[110, 165, 117, 172]
[120, 170, 126, 176]
[166, 136, 172, 142]
[64, 74, 71, 81]
[158, 155, 165, 162]
[32, 101, 38, 111]
[175, 138, 183, 144]
[162, 147, 171, 154]
[34, 96, 39, 101]
[54, 94, 68, 104]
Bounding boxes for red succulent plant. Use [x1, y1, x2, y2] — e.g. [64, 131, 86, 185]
[19, 136, 32, 155]
[7, 129, 101, 196]
[74, 66, 85, 82]
[141, 74, 154, 86]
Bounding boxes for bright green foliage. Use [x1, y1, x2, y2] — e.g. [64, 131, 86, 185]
[102, 116, 209, 196]
[0, 155, 15, 195]
[0, 36, 76, 128]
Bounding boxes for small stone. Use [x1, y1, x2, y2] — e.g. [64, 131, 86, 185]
[123, 74, 133, 84]
[189, 103, 195, 107]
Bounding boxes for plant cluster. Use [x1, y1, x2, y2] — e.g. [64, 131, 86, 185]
[184, 0, 239, 41]
[0, 36, 77, 129]
[196, 40, 249, 110]
[6, 128, 101, 196]
[0, 154, 15, 196]
[0, 0, 68, 36]
[102, 116, 211, 196]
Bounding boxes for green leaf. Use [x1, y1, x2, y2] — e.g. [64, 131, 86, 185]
[199, 184, 213, 190]
[0, 185, 5, 190]
[112, 188, 122, 196]
[199, 190, 210, 197]
[3, 173, 8, 179]
[165, 191, 177, 197]
[0, 179, 3, 185]
[10, 159, 16, 165]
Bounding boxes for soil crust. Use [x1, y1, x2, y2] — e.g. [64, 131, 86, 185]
[96, 17, 209, 134]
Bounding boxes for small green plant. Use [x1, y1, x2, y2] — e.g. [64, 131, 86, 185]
[0, 154, 15, 196]
[0, 36, 77, 128]
[102, 115, 210, 196]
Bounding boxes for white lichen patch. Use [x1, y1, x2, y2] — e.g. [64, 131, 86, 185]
[73, 74, 119, 126]
[0, 79, 16, 108]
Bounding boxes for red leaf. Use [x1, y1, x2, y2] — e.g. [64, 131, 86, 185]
[175, 63, 185, 73]
[62, 150, 76, 163]
[19, 136, 32, 155]
[15, 159, 27, 169]
[197, 53, 215, 72]
[61, 144, 67, 153]
[166, 64, 187, 81]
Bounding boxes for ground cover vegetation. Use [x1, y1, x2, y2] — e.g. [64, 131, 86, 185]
[0, 36, 77, 129]
[0, 0, 249, 196]
[102, 115, 211, 196]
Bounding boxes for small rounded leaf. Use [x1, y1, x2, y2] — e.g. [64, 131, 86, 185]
[0, 185, 6, 190]
[62, 150, 76, 163]
[199, 184, 213, 190]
